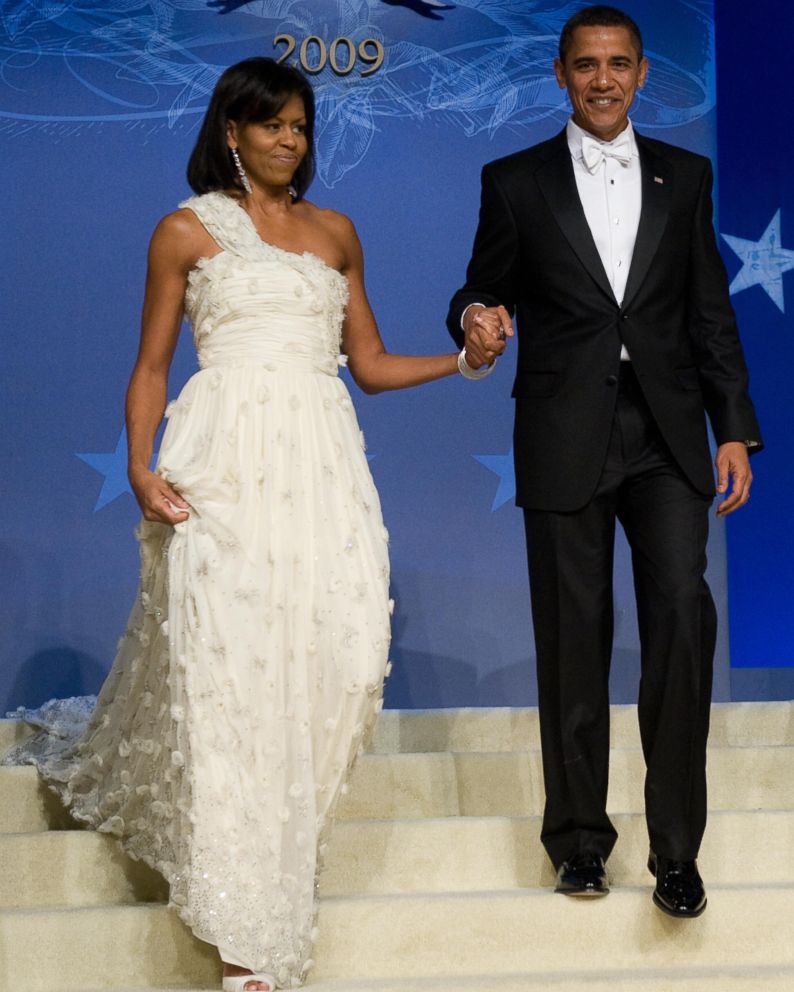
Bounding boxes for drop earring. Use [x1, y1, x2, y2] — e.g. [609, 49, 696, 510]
[231, 147, 252, 194]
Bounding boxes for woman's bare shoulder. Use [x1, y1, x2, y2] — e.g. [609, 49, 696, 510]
[293, 201, 360, 271]
[301, 201, 357, 240]
[149, 207, 216, 268]
[153, 206, 207, 242]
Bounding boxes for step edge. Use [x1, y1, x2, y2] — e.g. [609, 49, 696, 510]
[12, 881, 794, 918]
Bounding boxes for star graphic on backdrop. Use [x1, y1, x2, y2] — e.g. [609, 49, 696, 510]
[473, 447, 515, 511]
[77, 428, 142, 511]
[721, 209, 794, 313]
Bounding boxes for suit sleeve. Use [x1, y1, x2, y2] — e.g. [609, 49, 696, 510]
[688, 160, 763, 450]
[446, 164, 520, 349]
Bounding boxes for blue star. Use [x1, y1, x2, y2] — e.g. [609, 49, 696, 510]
[722, 209, 794, 313]
[473, 447, 515, 511]
[77, 428, 137, 511]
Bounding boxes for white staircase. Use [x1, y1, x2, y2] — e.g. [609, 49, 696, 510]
[1, 702, 792, 991]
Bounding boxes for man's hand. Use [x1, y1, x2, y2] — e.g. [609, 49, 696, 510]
[715, 442, 753, 517]
[462, 304, 514, 369]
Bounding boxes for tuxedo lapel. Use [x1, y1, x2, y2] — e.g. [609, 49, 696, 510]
[622, 136, 672, 310]
[535, 134, 617, 305]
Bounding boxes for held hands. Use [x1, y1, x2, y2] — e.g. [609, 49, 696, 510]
[462, 304, 514, 369]
[130, 468, 190, 525]
[715, 442, 752, 517]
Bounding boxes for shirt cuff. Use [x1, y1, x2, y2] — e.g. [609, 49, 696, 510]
[460, 302, 486, 331]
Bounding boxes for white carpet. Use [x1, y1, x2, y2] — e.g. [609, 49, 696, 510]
[1, 701, 792, 991]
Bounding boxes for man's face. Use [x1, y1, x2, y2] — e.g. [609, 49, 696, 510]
[554, 25, 648, 141]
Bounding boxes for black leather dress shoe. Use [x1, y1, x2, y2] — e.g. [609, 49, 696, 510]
[648, 851, 707, 917]
[555, 853, 609, 896]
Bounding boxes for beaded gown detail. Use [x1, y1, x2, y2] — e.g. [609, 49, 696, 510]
[4, 191, 392, 987]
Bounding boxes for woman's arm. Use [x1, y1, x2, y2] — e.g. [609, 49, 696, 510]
[126, 210, 203, 524]
[337, 215, 459, 395]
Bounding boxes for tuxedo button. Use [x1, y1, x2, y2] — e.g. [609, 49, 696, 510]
[606, 374, 618, 386]
[621, 314, 630, 320]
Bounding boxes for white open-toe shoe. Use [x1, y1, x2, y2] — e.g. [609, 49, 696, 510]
[221, 974, 276, 992]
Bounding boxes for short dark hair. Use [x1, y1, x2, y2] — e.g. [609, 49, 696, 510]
[559, 5, 644, 63]
[187, 57, 316, 200]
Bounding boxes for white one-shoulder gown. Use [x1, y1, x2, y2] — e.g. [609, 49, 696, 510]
[5, 191, 392, 987]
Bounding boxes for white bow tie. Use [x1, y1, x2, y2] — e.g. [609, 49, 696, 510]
[581, 133, 633, 173]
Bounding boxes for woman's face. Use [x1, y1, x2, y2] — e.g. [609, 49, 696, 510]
[227, 93, 308, 190]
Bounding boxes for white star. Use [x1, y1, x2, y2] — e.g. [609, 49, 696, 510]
[722, 209, 794, 313]
[473, 447, 515, 511]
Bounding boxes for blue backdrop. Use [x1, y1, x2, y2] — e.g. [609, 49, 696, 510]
[714, 0, 794, 698]
[2, 0, 791, 713]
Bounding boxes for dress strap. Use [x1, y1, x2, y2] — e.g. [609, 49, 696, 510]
[179, 191, 258, 257]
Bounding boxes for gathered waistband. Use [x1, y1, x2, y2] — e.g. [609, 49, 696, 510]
[196, 353, 341, 377]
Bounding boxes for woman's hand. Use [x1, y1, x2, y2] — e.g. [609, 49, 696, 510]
[125, 208, 211, 526]
[130, 468, 190, 524]
[462, 304, 513, 369]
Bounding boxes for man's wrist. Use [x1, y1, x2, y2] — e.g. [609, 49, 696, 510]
[460, 302, 486, 331]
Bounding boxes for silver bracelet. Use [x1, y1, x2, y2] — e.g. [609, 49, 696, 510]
[458, 347, 496, 381]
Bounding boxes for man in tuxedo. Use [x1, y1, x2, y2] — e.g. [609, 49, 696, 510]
[447, 5, 762, 918]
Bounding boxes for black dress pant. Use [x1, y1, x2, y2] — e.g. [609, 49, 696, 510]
[523, 365, 716, 869]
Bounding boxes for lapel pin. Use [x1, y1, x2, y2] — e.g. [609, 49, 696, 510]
[654, 176, 664, 184]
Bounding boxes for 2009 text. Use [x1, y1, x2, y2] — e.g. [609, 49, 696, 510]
[274, 35, 385, 76]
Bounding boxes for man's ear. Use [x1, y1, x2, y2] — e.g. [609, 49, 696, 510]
[638, 57, 649, 89]
[553, 58, 567, 90]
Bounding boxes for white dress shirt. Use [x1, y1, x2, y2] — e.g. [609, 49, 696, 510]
[566, 117, 642, 360]
[462, 119, 642, 362]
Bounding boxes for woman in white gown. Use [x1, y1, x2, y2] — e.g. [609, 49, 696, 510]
[3, 58, 482, 990]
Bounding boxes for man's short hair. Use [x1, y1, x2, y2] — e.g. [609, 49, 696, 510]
[559, 5, 644, 62]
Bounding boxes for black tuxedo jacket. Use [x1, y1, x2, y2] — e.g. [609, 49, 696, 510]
[447, 129, 762, 511]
